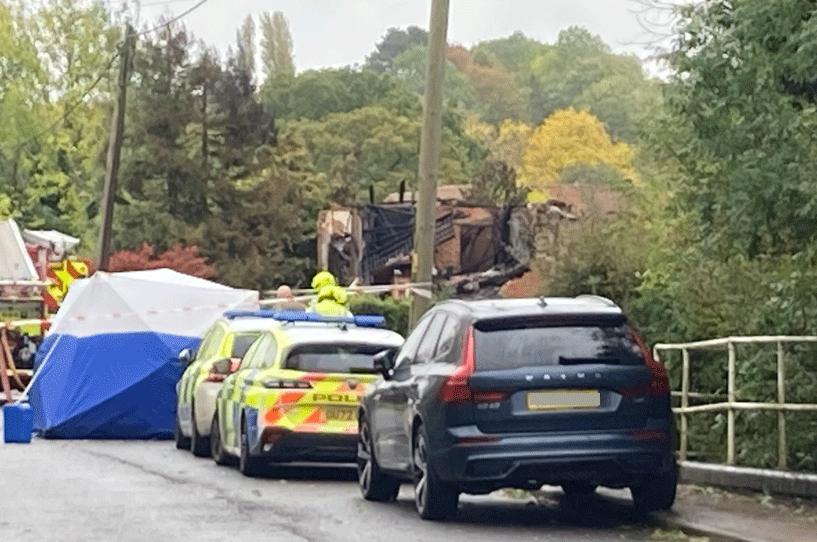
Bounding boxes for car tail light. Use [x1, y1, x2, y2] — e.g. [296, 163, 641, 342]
[263, 379, 313, 389]
[622, 331, 670, 397]
[440, 327, 476, 403]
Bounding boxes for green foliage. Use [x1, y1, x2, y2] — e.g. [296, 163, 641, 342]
[259, 11, 294, 80]
[526, 27, 658, 140]
[365, 26, 428, 73]
[388, 44, 477, 111]
[348, 294, 410, 336]
[263, 68, 417, 121]
[287, 105, 482, 205]
[470, 160, 528, 206]
[546, 2, 817, 472]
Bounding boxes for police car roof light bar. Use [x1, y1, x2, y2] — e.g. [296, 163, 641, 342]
[222, 310, 386, 328]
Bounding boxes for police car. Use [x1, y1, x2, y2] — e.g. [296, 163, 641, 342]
[210, 311, 404, 476]
[175, 316, 278, 456]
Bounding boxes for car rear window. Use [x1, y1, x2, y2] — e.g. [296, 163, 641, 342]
[284, 343, 391, 374]
[474, 319, 643, 370]
[231, 334, 260, 358]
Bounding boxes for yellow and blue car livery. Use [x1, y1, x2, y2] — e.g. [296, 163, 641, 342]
[175, 316, 277, 455]
[211, 312, 404, 476]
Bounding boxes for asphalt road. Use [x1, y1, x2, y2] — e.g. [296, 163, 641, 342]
[1, 435, 678, 541]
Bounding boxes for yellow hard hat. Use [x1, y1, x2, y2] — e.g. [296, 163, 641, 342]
[311, 271, 337, 290]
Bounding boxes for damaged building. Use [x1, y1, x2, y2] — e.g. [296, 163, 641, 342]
[316, 183, 621, 298]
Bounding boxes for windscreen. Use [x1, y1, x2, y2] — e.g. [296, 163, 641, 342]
[474, 319, 643, 370]
[231, 333, 260, 358]
[285, 343, 390, 374]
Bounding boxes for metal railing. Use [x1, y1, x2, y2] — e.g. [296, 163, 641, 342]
[654, 336, 817, 469]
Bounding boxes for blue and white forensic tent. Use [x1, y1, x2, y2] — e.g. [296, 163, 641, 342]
[29, 269, 258, 439]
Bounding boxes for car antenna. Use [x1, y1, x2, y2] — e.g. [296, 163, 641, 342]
[538, 296, 548, 308]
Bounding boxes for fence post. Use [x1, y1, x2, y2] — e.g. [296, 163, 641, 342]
[727, 341, 736, 465]
[777, 341, 787, 469]
[680, 348, 690, 461]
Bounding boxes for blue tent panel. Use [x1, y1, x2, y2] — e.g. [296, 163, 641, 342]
[30, 331, 198, 439]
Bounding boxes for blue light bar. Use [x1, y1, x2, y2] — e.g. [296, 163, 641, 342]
[223, 310, 386, 328]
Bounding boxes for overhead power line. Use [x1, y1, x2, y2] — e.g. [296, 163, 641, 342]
[5, 50, 121, 154]
[136, 0, 208, 37]
[5, 0, 209, 153]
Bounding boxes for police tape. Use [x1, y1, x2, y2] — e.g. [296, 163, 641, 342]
[259, 282, 433, 306]
[53, 303, 238, 323]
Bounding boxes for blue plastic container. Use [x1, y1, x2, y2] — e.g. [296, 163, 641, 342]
[3, 403, 34, 443]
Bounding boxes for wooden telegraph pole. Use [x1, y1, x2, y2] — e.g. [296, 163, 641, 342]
[409, 0, 450, 328]
[97, 24, 136, 271]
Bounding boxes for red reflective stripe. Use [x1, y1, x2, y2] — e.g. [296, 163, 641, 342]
[301, 373, 326, 383]
[302, 409, 323, 424]
[264, 407, 283, 424]
[278, 391, 304, 405]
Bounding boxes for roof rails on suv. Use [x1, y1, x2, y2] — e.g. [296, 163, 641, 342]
[574, 294, 619, 308]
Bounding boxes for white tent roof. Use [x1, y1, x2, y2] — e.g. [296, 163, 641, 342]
[22, 228, 80, 256]
[0, 219, 38, 281]
[50, 269, 259, 338]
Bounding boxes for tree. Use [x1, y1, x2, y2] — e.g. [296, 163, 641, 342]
[520, 108, 634, 201]
[263, 68, 417, 121]
[470, 160, 528, 206]
[235, 14, 256, 82]
[259, 11, 294, 81]
[388, 44, 476, 111]
[526, 26, 656, 139]
[472, 31, 546, 80]
[657, 0, 817, 257]
[492, 119, 532, 171]
[446, 45, 528, 123]
[288, 105, 482, 205]
[365, 26, 427, 72]
[108, 243, 217, 278]
[203, 136, 324, 289]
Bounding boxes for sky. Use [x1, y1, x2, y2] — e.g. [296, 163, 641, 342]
[138, 0, 676, 72]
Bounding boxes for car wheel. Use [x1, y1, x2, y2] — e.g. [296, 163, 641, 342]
[358, 416, 400, 502]
[210, 413, 233, 466]
[631, 461, 678, 514]
[561, 482, 598, 498]
[174, 411, 190, 450]
[412, 425, 458, 520]
[239, 416, 264, 477]
[190, 403, 211, 457]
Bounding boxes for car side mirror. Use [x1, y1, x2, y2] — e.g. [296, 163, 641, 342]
[179, 348, 194, 365]
[373, 348, 397, 379]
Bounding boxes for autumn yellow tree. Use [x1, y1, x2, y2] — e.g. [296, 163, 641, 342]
[520, 108, 634, 201]
[493, 119, 533, 171]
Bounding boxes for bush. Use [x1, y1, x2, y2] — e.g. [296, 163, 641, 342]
[349, 294, 410, 336]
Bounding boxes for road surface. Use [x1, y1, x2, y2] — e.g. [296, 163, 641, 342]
[1, 436, 683, 541]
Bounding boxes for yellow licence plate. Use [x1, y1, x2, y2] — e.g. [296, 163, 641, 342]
[324, 407, 356, 421]
[526, 390, 601, 411]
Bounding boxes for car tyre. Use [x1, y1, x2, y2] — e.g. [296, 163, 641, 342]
[561, 482, 598, 498]
[210, 413, 233, 466]
[239, 415, 264, 477]
[174, 411, 190, 450]
[190, 403, 211, 457]
[357, 416, 400, 502]
[413, 425, 459, 520]
[190, 404, 210, 457]
[631, 461, 678, 514]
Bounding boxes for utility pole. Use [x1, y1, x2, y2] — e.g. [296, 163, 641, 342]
[97, 24, 136, 271]
[409, 0, 449, 328]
